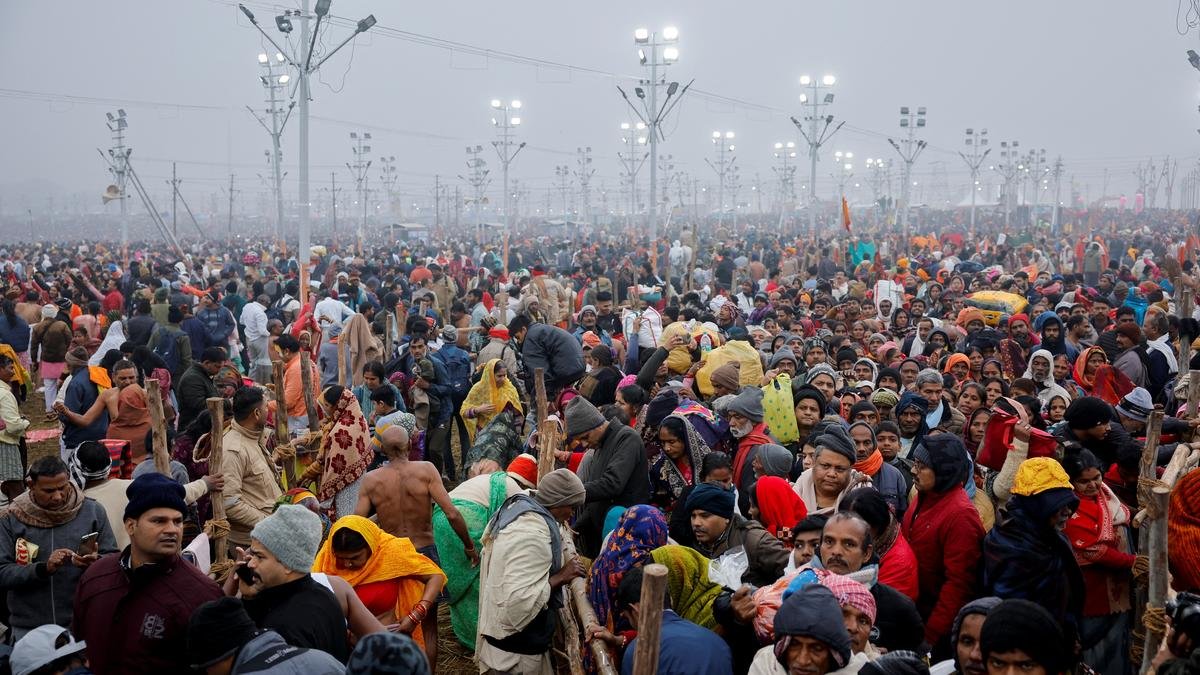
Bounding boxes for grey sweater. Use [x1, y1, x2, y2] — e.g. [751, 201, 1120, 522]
[0, 498, 118, 639]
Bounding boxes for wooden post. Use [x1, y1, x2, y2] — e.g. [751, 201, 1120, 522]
[533, 368, 556, 480]
[206, 397, 228, 567]
[557, 604, 587, 675]
[1134, 407, 1164, 655]
[1189, 369, 1200, 424]
[497, 292, 509, 326]
[1178, 288, 1193, 380]
[271, 361, 289, 443]
[631, 564, 668, 675]
[383, 311, 394, 360]
[570, 578, 618, 675]
[144, 379, 171, 476]
[395, 303, 406, 341]
[300, 351, 319, 432]
[336, 336, 346, 387]
[1142, 485, 1171, 673]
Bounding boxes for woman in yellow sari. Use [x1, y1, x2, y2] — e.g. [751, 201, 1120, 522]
[460, 358, 523, 442]
[313, 515, 447, 664]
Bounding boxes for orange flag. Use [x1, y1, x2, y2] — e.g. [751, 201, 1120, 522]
[842, 197, 852, 233]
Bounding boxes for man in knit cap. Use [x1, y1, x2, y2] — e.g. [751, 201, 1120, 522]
[980, 599, 1075, 675]
[747, 584, 853, 675]
[794, 424, 862, 515]
[709, 361, 742, 399]
[477, 469, 587, 674]
[73, 472, 224, 672]
[186, 596, 344, 675]
[686, 482, 789, 586]
[726, 386, 773, 515]
[565, 396, 649, 557]
[233, 504, 349, 662]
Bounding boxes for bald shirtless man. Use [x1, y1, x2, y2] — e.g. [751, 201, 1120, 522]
[355, 425, 476, 668]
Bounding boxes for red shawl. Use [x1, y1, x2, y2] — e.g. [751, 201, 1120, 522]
[732, 423, 772, 486]
[755, 476, 807, 536]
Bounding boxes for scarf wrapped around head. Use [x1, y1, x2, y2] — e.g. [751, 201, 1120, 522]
[314, 388, 373, 512]
[461, 358, 524, 443]
[650, 545, 722, 629]
[312, 516, 446, 649]
[586, 505, 669, 630]
[654, 413, 713, 502]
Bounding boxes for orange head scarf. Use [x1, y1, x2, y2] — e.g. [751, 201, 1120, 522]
[312, 515, 446, 648]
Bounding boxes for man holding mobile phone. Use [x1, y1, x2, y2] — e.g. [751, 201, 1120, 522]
[0, 456, 117, 640]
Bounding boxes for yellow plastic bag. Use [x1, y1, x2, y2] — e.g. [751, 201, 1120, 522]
[696, 340, 764, 397]
[762, 373, 799, 444]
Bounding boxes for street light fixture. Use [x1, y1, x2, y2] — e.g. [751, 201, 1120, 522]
[888, 106, 929, 253]
[707, 130, 737, 225]
[491, 98, 526, 274]
[959, 128, 991, 229]
[790, 73, 843, 234]
[618, 23, 690, 263]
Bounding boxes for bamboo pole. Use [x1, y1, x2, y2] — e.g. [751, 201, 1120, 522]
[1141, 486, 1171, 674]
[1177, 288, 1193, 381]
[300, 351, 319, 432]
[533, 368, 556, 480]
[557, 605, 587, 675]
[1188, 369, 1200, 425]
[206, 397, 228, 567]
[271, 361, 289, 443]
[1134, 407, 1164, 663]
[632, 564, 668, 675]
[336, 336, 346, 387]
[570, 578, 618, 675]
[144, 379, 171, 476]
[396, 303, 406, 341]
[383, 310, 394, 361]
[497, 292, 509, 326]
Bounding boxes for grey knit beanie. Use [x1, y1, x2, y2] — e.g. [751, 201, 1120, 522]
[564, 396, 605, 438]
[251, 504, 323, 572]
[726, 387, 765, 423]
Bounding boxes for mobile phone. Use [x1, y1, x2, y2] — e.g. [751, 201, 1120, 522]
[236, 563, 257, 584]
[78, 532, 99, 555]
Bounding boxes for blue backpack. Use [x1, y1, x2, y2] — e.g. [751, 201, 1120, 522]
[151, 325, 182, 376]
[434, 346, 472, 400]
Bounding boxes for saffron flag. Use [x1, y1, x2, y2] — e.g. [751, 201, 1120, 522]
[842, 197, 852, 233]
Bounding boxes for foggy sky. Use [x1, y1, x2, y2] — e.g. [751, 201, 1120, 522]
[1, 0, 1197, 224]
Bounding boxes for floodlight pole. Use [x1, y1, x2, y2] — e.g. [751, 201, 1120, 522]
[888, 106, 928, 255]
[790, 76, 841, 238]
[958, 128, 990, 231]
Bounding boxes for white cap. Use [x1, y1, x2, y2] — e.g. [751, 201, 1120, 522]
[11, 625, 87, 675]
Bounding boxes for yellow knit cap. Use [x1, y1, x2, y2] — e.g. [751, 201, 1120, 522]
[1011, 457, 1072, 497]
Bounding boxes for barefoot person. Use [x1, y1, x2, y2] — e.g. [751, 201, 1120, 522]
[355, 424, 476, 670]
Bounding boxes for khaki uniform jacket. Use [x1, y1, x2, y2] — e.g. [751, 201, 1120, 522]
[220, 421, 283, 546]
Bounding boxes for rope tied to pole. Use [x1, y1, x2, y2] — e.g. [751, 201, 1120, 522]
[210, 560, 237, 583]
[1132, 554, 1151, 586]
[204, 518, 231, 541]
[1138, 476, 1169, 518]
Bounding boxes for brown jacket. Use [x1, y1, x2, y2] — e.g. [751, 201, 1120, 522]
[31, 318, 71, 364]
[218, 421, 283, 546]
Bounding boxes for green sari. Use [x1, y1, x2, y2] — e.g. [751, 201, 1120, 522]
[650, 544, 723, 629]
[432, 471, 510, 647]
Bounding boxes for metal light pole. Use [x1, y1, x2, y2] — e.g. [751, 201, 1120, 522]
[248, 51, 293, 240]
[1024, 148, 1048, 226]
[238, 1, 375, 303]
[864, 158, 889, 226]
[958, 128, 990, 230]
[707, 131, 736, 226]
[772, 141, 797, 229]
[575, 147, 595, 224]
[346, 132, 372, 251]
[554, 166, 571, 216]
[617, 122, 649, 225]
[623, 26, 688, 262]
[490, 99, 526, 248]
[458, 145, 489, 246]
[378, 155, 397, 220]
[791, 74, 842, 236]
[888, 106, 928, 254]
[1050, 155, 1065, 234]
[104, 110, 130, 248]
[991, 140, 1021, 229]
[832, 150, 855, 204]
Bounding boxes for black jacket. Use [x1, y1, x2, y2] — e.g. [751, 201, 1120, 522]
[520, 323, 585, 394]
[244, 575, 348, 662]
[577, 422, 650, 557]
[176, 363, 217, 431]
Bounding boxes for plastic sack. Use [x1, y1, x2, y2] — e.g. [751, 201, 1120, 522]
[708, 545, 749, 590]
[762, 373, 799, 444]
[695, 340, 765, 397]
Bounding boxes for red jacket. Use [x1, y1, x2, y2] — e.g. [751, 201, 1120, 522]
[878, 529, 920, 602]
[73, 550, 224, 674]
[901, 487, 985, 647]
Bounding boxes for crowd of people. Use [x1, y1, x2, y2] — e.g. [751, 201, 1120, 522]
[0, 210, 1196, 674]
